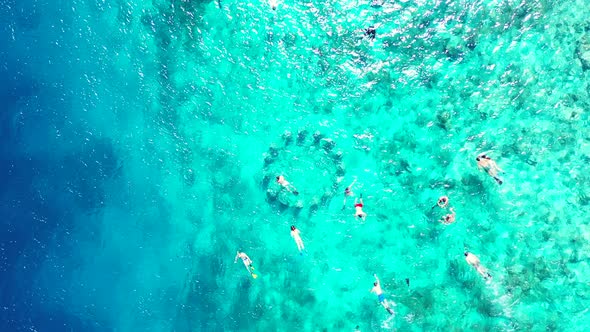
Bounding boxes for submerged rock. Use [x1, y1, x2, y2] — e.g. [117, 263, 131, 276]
[297, 130, 308, 145]
[313, 131, 323, 145]
[578, 34, 590, 70]
[282, 130, 293, 145]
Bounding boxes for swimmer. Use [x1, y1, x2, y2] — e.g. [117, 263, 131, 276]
[235, 251, 257, 278]
[290, 225, 305, 253]
[343, 178, 357, 207]
[437, 196, 449, 208]
[464, 252, 492, 280]
[276, 175, 299, 195]
[364, 26, 376, 40]
[269, 0, 278, 10]
[354, 195, 367, 221]
[370, 274, 395, 315]
[476, 153, 504, 185]
[440, 207, 456, 224]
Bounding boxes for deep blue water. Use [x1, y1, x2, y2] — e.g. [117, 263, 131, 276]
[2, 1, 109, 330]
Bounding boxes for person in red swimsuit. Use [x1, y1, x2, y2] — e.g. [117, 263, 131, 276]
[354, 195, 367, 221]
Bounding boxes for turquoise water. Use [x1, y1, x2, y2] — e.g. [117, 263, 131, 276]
[2, 0, 590, 330]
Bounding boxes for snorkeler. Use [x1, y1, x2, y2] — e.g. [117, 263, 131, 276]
[476, 153, 504, 185]
[343, 178, 357, 207]
[440, 207, 456, 224]
[370, 274, 395, 315]
[354, 195, 367, 221]
[464, 252, 492, 280]
[276, 175, 299, 195]
[235, 251, 258, 279]
[290, 225, 305, 253]
[364, 26, 376, 40]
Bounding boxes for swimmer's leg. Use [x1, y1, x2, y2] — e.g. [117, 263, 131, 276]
[493, 176, 503, 185]
[477, 266, 491, 279]
[382, 301, 395, 315]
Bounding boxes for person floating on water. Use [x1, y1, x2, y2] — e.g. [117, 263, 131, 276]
[354, 195, 367, 221]
[276, 175, 299, 195]
[440, 207, 456, 224]
[364, 26, 377, 40]
[436, 195, 449, 208]
[269, 0, 278, 10]
[235, 251, 258, 279]
[290, 225, 305, 253]
[370, 274, 395, 315]
[476, 153, 504, 185]
[464, 251, 492, 280]
[343, 177, 357, 208]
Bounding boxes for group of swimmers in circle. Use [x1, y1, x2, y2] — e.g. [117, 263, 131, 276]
[235, 152, 505, 318]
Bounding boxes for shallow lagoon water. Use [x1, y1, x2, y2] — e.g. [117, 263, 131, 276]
[1, 0, 590, 331]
